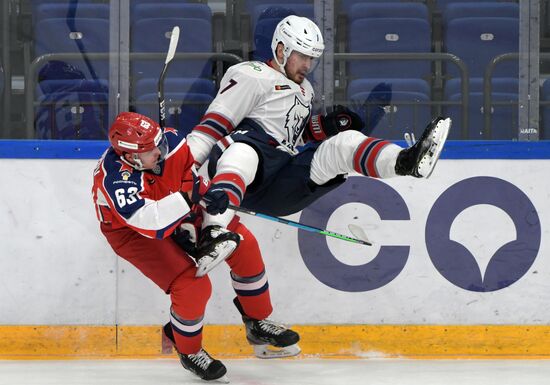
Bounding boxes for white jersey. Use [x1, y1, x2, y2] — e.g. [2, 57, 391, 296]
[187, 61, 315, 163]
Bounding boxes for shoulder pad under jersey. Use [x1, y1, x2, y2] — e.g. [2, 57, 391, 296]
[229, 61, 275, 79]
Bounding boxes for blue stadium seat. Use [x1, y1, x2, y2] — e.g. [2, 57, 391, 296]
[131, 17, 212, 81]
[134, 92, 213, 136]
[38, 78, 109, 95]
[29, 0, 99, 12]
[444, 78, 518, 139]
[35, 88, 109, 139]
[133, 78, 215, 100]
[339, 0, 406, 16]
[436, 0, 518, 13]
[348, 79, 431, 140]
[130, 5, 216, 133]
[444, 17, 519, 78]
[33, 3, 110, 23]
[33, 16, 110, 139]
[348, 18, 432, 80]
[130, 0, 198, 5]
[131, 3, 211, 21]
[443, 2, 519, 24]
[244, 0, 311, 14]
[443, 13, 519, 139]
[34, 18, 111, 80]
[348, 3, 429, 22]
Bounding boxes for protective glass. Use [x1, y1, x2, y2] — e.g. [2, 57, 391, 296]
[156, 133, 169, 161]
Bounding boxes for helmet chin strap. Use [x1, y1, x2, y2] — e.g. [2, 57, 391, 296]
[131, 153, 146, 170]
[272, 42, 290, 76]
[121, 153, 145, 171]
[273, 57, 288, 77]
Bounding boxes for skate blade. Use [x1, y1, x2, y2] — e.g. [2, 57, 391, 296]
[195, 241, 238, 277]
[213, 374, 230, 383]
[420, 117, 451, 179]
[253, 344, 301, 359]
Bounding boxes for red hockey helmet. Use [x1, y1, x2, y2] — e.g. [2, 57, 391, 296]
[109, 112, 167, 156]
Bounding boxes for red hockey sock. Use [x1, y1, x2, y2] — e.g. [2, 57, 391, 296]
[353, 137, 391, 178]
[169, 269, 212, 354]
[226, 222, 272, 320]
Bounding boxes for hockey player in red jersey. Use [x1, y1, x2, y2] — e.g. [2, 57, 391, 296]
[184, 16, 452, 351]
[92, 112, 298, 382]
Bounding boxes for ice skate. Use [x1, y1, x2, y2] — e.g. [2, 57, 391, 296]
[233, 298, 301, 358]
[179, 348, 229, 383]
[195, 225, 240, 277]
[395, 116, 451, 178]
[163, 324, 229, 383]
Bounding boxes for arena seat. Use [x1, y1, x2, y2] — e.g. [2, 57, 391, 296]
[540, 80, 550, 140]
[443, 2, 519, 24]
[443, 15, 519, 139]
[130, 9, 215, 131]
[436, 0, 518, 13]
[444, 78, 518, 139]
[35, 86, 109, 139]
[444, 17, 519, 78]
[348, 78, 431, 140]
[134, 92, 213, 136]
[348, 18, 431, 80]
[348, 2, 429, 22]
[33, 16, 110, 139]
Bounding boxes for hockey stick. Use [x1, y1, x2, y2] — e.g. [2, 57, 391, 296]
[158, 26, 180, 128]
[156, 27, 370, 247]
[228, 204, 372, 246]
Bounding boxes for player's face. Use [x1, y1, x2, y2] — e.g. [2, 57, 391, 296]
[136, 147, 162, 169]
[285, 51, 314, 84]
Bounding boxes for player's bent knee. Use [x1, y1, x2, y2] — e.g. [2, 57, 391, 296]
[332, 130, 367, 149]
[170, 272, 212, 317]
[218, 142, 259, 186]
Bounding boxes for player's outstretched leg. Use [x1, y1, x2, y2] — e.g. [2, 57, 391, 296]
[195, 225, 241, 277]
[395, 116, 451, 178]
[234, 298, 301, 359]
[163, 323, 229, 383]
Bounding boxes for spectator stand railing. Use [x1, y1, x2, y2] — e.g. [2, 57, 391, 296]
[26, 52, 243, 138]
[334, 52, 469, 139]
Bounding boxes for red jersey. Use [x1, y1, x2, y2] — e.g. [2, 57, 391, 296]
[92, 128, 195, 239]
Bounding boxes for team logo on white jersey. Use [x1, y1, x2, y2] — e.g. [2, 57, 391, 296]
[285, 96, 311, 147]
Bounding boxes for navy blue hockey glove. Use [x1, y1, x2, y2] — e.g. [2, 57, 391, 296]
[200, 185, 230, 215]
[308, 105, 364, 141]
[326, 105, 364, 133]
[171, 206, 202, 256]
[182, 170, 230, 215]
[363, 82, 392, 136]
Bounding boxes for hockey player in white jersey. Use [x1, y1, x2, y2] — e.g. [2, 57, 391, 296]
[185, 14, 451, 367]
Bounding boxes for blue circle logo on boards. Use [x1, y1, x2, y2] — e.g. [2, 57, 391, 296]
[298, 176, 541, 293]
[298, 177, 410, 292]
[425, 176, 541, 292]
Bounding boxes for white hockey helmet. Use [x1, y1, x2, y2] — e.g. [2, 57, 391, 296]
[271, 15, 325, 69]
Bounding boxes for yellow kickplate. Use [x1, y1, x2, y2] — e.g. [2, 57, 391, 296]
[2, 325, 550, 359]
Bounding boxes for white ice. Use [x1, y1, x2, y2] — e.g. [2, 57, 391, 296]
[1, 359, 550, 385]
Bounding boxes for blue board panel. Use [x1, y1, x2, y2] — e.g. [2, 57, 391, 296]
[1, 140, 550, 160]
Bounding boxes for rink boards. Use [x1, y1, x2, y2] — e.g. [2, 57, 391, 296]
[1, 141, 549, 358]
